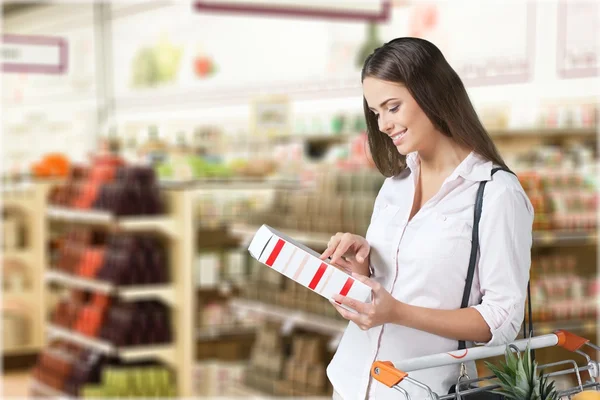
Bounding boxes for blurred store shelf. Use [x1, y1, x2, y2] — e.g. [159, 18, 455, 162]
[489, 127, 597, 138]
[45, 270, 175, 304]
[46, 324, 176, 365]
[533, 231, 597, 247]
[46, 207, 177, 237]
[230, 224, 330, 248]
[229, 299, 346, 336]
[2, 250, 34, 265]
[533, 319, 597, 335]
[226, 383, 272, 398]
[196, 325, 256, 340]
[3, 344, 41, 356]
[3, 292, 35, 304]
[159, 177, 297, 191]
[273, 133, 357, 144]
[233, 224, 597, 249]
[30, 378, 71, 399]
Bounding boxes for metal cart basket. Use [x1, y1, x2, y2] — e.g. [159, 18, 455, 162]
[371, 330, 600, 399]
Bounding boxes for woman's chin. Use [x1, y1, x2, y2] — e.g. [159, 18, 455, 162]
[395, 144, 412, 156]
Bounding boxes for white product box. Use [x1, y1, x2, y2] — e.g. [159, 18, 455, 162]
[247, 224, 372, 312]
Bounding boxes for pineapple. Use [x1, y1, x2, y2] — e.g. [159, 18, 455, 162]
[485, 343, 557, 400]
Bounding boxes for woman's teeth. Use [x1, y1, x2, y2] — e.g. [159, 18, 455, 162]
[391, 130, 407, 141]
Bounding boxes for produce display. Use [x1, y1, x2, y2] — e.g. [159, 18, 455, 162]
[131, 36, 182, 88]
[156, 156, 233, 180]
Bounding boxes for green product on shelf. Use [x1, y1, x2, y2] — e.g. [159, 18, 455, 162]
[82, 385, 105, 398]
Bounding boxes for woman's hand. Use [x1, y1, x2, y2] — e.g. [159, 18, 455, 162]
[319, 232, 371, 277]
[331, 273, 401, 330]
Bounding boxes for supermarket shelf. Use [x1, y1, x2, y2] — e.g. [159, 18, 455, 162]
[3, 291, 35, 304]
[230, 299, 346, 336]
[196, 325, 256, 340]
[159, 177, 297, 191]
[233, 225, 596, 249]
[47, 325, 114, 353]
[230, 224, 330, 248]
[489, 127, 597, 138]
[533, 231, 597, 247]
[3, 343, 41, 356]
[30, 378, 71, 399]
[533, 319, 597, 335]
[45, 270, 175, 304]
[226, 383, 272, 398]
[273, 133, 357, 145]
[2, 249, 34, 265]
[46, 207, 177, 237]
[46, 324, 176, 365]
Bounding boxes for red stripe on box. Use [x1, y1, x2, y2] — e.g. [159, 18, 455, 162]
[308, 263, 328, 290]
[339, 278, 355, 296]
[335, 277, 355, 304]
[265, 239, 285, 267]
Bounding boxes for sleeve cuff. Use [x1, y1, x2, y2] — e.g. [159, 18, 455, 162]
[471, 302, 519, 347]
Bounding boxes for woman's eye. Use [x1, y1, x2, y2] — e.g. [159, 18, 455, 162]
[389, 105, 399, 113]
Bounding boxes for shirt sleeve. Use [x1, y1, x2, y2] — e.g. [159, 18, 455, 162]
[471, 184, 534, 347]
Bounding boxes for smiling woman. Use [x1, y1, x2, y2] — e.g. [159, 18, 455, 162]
[361, 38, 507, 178]
[322, 37, 534, 400]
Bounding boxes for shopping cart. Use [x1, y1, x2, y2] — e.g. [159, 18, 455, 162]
[371, 330, 600, 399]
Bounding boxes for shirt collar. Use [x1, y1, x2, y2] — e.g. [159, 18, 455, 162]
[406, 151, 493, 182]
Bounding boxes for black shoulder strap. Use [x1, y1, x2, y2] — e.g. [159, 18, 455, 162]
[458, 167, 533, 351]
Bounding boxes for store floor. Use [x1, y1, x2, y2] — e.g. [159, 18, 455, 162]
[3, 370, 31, 398]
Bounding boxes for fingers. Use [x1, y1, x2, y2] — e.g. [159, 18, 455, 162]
[330, 302, 362, 326]
[355, 243, 370, 264]
[320, 233, 343, 260]
[352, 272, 380, 292]
[330, 300, 372, 331]
[329, 233, 355, 265]
[332, 294, 369, 314]
[330, 259, 353, 275]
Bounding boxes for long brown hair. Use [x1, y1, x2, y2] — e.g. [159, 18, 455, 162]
[362, 37, 507, 177]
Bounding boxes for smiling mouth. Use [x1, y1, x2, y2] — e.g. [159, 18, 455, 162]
[390, 129, 407, 142]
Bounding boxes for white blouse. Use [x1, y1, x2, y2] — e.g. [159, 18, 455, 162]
[326, 151, 534, 399]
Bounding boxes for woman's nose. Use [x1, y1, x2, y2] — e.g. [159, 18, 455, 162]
[378, 117, 393, 134]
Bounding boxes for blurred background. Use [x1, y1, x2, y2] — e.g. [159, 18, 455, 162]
[1, 0, 598, 398]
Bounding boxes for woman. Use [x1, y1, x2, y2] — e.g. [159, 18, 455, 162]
[321, 38, 533, 399]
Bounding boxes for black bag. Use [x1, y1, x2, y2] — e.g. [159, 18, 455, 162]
[447, 168, 533, 399]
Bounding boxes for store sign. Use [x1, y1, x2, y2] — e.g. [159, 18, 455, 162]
[2, 34, 68, 74]
[194, 0, 390, 22]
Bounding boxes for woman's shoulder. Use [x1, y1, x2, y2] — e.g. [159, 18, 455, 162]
[485, 167, 533, 213]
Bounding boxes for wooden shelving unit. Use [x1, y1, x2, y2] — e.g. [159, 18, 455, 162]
[40, 185, 195, 397]
[2, 182, 54, 357]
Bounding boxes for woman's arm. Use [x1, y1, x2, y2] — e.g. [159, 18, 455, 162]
[331, 276, 491, 343]
[394, 303, 492, 343]
[332, 183, 534, 345]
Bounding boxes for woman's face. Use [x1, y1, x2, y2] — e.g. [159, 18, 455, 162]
[363, 77, 439, 156]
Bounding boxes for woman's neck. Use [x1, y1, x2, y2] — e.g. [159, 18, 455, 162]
[418, 136, 471, 176]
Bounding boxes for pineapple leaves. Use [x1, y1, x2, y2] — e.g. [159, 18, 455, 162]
[484, 341, 558, 400]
